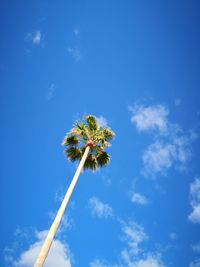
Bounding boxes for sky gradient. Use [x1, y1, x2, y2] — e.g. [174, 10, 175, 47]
[1, 1, 200, 267]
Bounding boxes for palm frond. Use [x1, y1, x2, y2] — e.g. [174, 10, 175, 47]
[84, 154, 98, 171]
[62, 135, 79, 146]
[84, 115, 99, 131]
[93, 135, 111, 148]
[69, 123, 89, 140]
[62, 114, 115, 171]
[90, 145, 102, 154]
[65, 147, 82, 162]
[96, 151, 110, 167]
[102, 128, 115, 141]
[92, 129, 113, 145]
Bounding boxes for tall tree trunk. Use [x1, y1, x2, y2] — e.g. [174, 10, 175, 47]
[34, 145, 90, 267]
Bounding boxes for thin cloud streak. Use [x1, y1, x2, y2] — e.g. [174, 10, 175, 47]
[96, 116, 108, 128]
[73, 28, 80, 37]
[88, 197, 113, 219]
[26, 30, 42, 46]
[46, 84, 55, 101]
[130, 192, 148, 205]
[188, 178, 200, 223]
[67, 47, 81, 61]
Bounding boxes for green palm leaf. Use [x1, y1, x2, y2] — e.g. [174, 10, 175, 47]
[103, 128, 115, 141]
[62, 135, 79, 146]
[84, 115, 99, 131]
[65, 147, 82, 162]
[62, 114, 115, 171]
[84, 155, 98, 171]
[96, 151, 110, 167]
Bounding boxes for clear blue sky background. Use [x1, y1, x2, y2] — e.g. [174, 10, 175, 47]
[1, 1, 200, 267]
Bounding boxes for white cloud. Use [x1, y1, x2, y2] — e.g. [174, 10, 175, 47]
[121, 250, 165, 267]
[46, 84, 55, 101]
[169, 232, 177, 240]
[174, 98, 181, 106]
[188, 178, 200, 223]
[130, 103, 195, 177]
[192, 243, 200, 253]
[67, 47, 81, 61]
[73, 28, 80, 36]
[101, 174, 112, 187]
[14, 230, 72, 267]
[88, 197, 113, 219]
[130, 254, 166, 267]
[172, 134, 191, 164]
[142, 141, 176, 176]
[4, 227, 34, 265]
[90, 259, 110, 267]
[25, 30, 45, 49]
[130, 192, 148, 205]
[121, 221, 148, 256]
[90, 255, 165, 267]
[190, 259, 200, 267]
[143, 136, 191, 177]
[96, 116, 108, 128]
[129, 104, 169, 134]
[32, 31, 41, 45]
[120, 221, 167, 267]
[90, 220, 166, 267]
[143, 135, 192, 177]
[26, 31, 42, 46]
[188, 205, 200, 223]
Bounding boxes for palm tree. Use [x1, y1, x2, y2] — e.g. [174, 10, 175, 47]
[34, 115, 115, 267]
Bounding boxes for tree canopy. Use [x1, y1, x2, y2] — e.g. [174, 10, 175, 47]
[62, 115, 115, 171]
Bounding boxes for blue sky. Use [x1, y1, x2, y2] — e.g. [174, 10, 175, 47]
[1, 1, 200, 267]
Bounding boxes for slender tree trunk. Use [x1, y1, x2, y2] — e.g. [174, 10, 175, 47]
[34, 145, 90, 267]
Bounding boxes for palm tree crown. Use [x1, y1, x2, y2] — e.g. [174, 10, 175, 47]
[62, 115, 115, 171]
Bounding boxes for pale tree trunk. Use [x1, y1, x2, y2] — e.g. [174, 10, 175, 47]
[34, 145, 90, 267]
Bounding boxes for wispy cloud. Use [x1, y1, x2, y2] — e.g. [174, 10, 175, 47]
[143, 133, 192, 177]
[189, 259, 200, 267]
[169, 232, 177, 240]
[129, 104, 169, 134]
[73, 28, 80, 37]
[188, 178, 200, 223]
[5, 229, 72, 267]
[88, 197, 113, 219]
[90, 259, 110, 267]
[67, 47, 81, 61]
[120, 221, 167, 267]
[90, 219, 166, 267]
[101, 174, 112, 187]
[129, 254, 166, 267]
[96, 116, 108, 128]
[142, 141, 176, 176]
[130, 103, 196, 177]
[26, 30, 43, 46]
[4, 227, 33, 265]
[91, 254, 165, 267]
[121, 221, 148, 256]
[130, 192, 148, 205]
[32, 31, 41, 45]
[192, 242, 200, 253]
[46, 83, 55, 101]
[174, 98, 182, 107]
